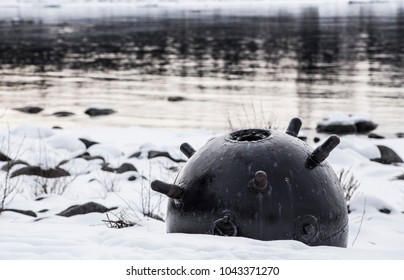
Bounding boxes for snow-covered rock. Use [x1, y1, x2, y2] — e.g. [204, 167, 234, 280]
[316, 113, 378, 134]
[11, 125, 54, 139]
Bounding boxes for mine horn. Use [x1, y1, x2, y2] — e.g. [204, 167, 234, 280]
[286, 117, 302, 137]
[306, 135, 340, 168]
[151, 180, 184, 199]
[180, 142, 196, 159]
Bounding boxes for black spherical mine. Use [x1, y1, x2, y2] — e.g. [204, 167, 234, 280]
[151, 118, 348, 247]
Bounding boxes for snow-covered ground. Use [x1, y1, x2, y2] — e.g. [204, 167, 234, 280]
[0, 123, 403, 259]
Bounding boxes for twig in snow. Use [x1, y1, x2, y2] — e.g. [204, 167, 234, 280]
[351, 198, 367, 247]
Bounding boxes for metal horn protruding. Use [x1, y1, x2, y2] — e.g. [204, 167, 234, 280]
[286, 117, 302, 137]
[306, 135, 340, 169]
[180, 142, 196, 159]
[249, 170, 268, 193]
[151, 180, 184, 199]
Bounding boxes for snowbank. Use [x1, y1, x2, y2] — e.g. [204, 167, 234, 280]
[0, 124, 403, 259]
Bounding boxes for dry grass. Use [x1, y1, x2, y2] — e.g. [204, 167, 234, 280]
[338, 168, 360, 204]
[102, 212, 136, 229]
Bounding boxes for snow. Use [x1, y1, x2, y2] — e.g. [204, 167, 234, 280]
[337, 136, 381, 159]
[1, 124, 404, 260]
[47, 133, 86, 153]
[10, 125, 54, 139]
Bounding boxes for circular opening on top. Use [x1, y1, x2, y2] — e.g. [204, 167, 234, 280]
[229, 129, 271, 142]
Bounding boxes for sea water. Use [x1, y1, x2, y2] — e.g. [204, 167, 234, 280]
[0, 0, 403, 136]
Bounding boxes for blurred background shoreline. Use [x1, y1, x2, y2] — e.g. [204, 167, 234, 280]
[0, 0, 403, 135]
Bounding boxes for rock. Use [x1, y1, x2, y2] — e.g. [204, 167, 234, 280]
[368, 133, 385, 139]
[56, 159, 70, 167]
[13, 106, 43, 114]
[167, 96, 186, 102]
[379, 208, 391, 214]
[52, 126, 63, 130]
[0, 152, 11, 161]
[313, 137, 321, 143]
[85, 108, 116, 117]
[128, 175, 137, 181]
[128, 151, 142, 158]
[76, 152, 91, 158]
[116, 163, 137, 173]
[1, 160, 29, 172]
[396, 132, 404, 138]
[0, 209, 37, 217]
[100, 163, 116, 173]
[10, 166, 70, 178]
[147, 150, 186, 163]
[395, 174, 404, 180]
[78, 138, 99, 149]
[34, 217, 48, 222]
[355, 120, 378, 133]
[57, 202, 117, 217]
[371, 145, 403, 165]
[316, 114, 377, 134]
[80, 155, 105, 162]
[101, 163, 137, 174]
[316, 123, 357, 134]
[52, 111, 75, 117]
[167, 166, 179, 172]
[38, 209, 49, 213]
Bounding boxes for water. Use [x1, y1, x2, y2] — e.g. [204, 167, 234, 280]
[0, 1, 403, 135]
